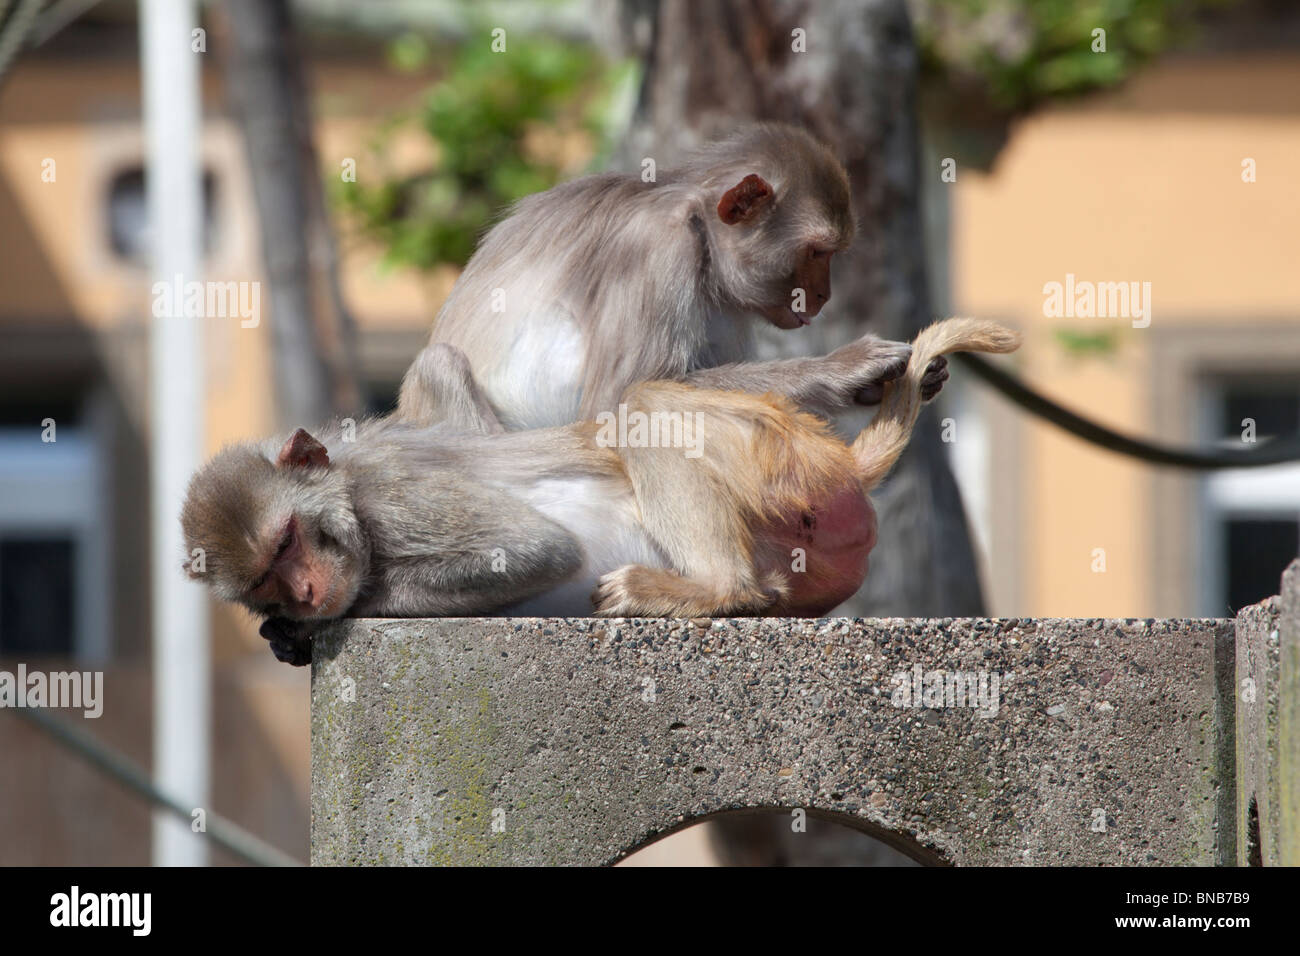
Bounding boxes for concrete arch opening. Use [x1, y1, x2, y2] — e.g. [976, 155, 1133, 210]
[618, 807, 936, 866]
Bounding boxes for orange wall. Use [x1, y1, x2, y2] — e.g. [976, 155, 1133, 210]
[952, 56, 1300, 617]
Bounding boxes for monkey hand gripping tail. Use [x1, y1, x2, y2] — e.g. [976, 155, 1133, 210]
[181, 320, 1019, 665]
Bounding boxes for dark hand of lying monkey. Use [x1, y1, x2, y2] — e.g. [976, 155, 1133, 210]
[181, 322, 1016, 664]
[259, 617, 312, 667]
[409, 123, 869, 430]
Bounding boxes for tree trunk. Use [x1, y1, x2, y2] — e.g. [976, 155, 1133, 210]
[0, 0, 44, 90]
[217, 0, 361, 428]
[604, 0, 985, 867]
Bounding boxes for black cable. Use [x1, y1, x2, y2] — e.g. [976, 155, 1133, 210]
[956, 352, 1300, 470]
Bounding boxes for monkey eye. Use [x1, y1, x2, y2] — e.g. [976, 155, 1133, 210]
[270, 517, 298, 564]
[810, 246, 832, 259]
[248, 520, 296, 596]
[274, 525, 295, 559]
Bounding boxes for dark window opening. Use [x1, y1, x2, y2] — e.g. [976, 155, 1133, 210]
[0, 395, 82, 429]
[1225, 518, 1299, 613]
[107, 167, 221, 264]
[0, 537, 76, 656]
[1220, 383, 1300, 441]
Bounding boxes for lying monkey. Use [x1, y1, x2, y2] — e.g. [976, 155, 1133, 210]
[181, 319, 1019, 664]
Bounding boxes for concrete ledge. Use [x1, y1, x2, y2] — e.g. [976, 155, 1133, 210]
[1235, 559, 1300, 865]
[312, 615, 1235, 866]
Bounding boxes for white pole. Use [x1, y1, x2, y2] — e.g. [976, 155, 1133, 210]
[141, 0, 209, 866]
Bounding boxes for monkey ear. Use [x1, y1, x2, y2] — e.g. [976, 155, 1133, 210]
[717, 173, 774, 225]
[276, 428, 330, 469]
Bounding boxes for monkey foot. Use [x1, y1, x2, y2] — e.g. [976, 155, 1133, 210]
[592, 565, 778, 618]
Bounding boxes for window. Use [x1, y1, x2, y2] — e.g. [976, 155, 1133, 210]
[0, 538, 75, 655]
[106, 166, 221, 265]
[1200, 379, 1300, 615]
[1225, 518, 1298, 611]
[0, 421, 110, 661]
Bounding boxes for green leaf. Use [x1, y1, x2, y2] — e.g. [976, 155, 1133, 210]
[334, 27, 624, 270]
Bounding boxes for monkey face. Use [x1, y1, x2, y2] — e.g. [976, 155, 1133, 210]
[182, 427, 370, 624]
[758, 299, 811, 330]
[242, 512, 365, 621]
[792, 245, 834, 317]
[752, 245, 836, 330]
[715, 169, 846, 330]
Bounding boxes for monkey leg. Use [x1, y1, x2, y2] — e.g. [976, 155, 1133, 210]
[396, 343, 505, 433]
[592, 382, 819, 618]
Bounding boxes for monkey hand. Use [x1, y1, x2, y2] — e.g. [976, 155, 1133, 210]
[258, 617, 313, 667]
[852, 353, 947, 405]
[824, 335, 912, 408]
[919, 355, 949, 402]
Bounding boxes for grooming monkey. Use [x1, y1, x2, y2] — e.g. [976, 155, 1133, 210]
[181, 319, 1018, 665]
[401, 123, 953, 428]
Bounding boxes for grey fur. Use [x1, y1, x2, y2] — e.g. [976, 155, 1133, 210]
[413, 123, 856, 429]
[182, 334, 923, 664]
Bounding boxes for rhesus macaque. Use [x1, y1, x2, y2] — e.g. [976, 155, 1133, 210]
[402, 123, 949, 429]
[181, 320, 1017, 665]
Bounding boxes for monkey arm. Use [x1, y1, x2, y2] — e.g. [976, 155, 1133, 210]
[352, 540, 581, 617]
[682, 334, 910, 414]
[396, 343, 505, 434]
[258, 480, 585, 666]
[684, 337, 949, 413]
[349, 483, 585, 617]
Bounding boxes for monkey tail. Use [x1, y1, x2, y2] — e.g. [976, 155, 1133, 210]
[851, 317, 1021, 491]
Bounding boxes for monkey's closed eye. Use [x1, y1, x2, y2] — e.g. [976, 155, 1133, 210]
[248, 523, 295, 597]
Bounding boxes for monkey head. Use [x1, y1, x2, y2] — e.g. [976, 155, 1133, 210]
[709, 125, 856, 331]
[180, 428, 370, 623]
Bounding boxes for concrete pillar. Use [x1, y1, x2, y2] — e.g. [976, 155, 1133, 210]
[1236, 558, 1300, 865]
[312, 616, 1233, 866]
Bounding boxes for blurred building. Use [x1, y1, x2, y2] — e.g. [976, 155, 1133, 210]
[946, 54, 1300, 621]
[0, 8, 437, 864]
